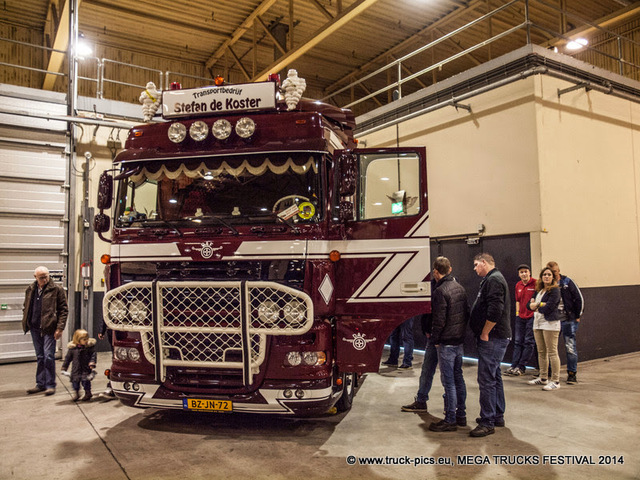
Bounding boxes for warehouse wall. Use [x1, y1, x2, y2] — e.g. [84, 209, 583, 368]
[358, 73, 640, 360]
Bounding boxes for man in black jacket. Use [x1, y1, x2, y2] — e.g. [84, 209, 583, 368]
[428, 256, 469, 432]
[469, 253, 511, 437]
[22, 266, 68, 396]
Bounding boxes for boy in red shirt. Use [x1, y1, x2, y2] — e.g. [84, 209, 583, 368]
[506, 264, 537, 375]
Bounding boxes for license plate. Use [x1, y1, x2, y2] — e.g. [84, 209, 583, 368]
[183, 398, 233, 412]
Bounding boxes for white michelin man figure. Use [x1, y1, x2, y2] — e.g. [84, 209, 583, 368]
[281, 69, 306, 111]
[139, 82, 160, 122]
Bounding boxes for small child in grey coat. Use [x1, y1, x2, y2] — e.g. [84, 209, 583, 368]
[62, 329, 97, 401]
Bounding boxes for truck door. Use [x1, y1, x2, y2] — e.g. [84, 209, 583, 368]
[331, 147, 431, 373]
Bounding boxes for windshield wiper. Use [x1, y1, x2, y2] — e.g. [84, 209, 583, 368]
[133, 218, 183, 237]
[187, 215, 240, 236]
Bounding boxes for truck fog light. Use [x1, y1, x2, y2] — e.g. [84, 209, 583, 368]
[235, 117, 255, 138]
[128, 299, 148, 324]
[132, 382, 140, 392]
[189, 121, 209, 141]
[168, 122, 187, 143]
[285, 351, 302, 367]
[258, 300, 279, 324]
[212, 119, 232, 139]
[123, 382, 131, 391]
[295, 389, 305, 399]
[283, 299, 305, 325]
[108, 298, 127, 323]
[302, 351, 326, 366]
[283, 389, 293, 398]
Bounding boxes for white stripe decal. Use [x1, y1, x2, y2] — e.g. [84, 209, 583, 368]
[112, 211, 431, 303]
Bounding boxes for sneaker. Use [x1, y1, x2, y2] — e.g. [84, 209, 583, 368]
[512, 368, 525, 376]
[429, 420, 457, 432]
[81, 392, 93, 402]
[567, 372, 577, 384]
[470, 425, 495, 437]
[71, 391, 80, 402]
[475, 417, 505, 427]
[456, 416, 467, 427]
[398, 364, 413, 370]
[44, 388, 55, 396]
[26, 386, 45, 395]
[401, 401, 427, 412]
[542, 382, 560, 391]
[381, 359, 397, 367]
[527, 377, 548, 385]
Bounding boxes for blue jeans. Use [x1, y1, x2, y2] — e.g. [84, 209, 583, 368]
[511, 316, 536, 370]
[476, 337, 509, 428]
[72, 380, 92, 393]
[388, 317, 415, 366]
[416, 338, 438, 403]
[561, 320, 579, 373]
[30, 328, 57, 389]
[437, 344, 466, 423]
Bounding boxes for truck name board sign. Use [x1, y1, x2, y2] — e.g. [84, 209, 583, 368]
[163, 82, 276, 118]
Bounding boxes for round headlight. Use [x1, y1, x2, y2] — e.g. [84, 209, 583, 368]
[189, 121, 209, 141]
[258, 300, 279, 324]
[302, 351, 318, 366]
[212, 119, 232, 139]
[168, 122, 187, 143]
[114, 347, 128, 361]
[128, 348, 141, 362]
[108, 298, 127, 322]
[285, 351, 302, 367]
[235, 117, 255, 138]
[128, 299, 148, 324]
[283, 299, 306, 324]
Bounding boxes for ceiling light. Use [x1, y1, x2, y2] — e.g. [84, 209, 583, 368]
[566, 38, 588, 50]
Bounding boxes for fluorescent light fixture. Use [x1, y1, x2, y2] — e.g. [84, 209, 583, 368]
[566, 38, 588, 50]
[380, 177, 390, 181]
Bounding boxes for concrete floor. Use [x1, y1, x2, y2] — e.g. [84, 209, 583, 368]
[1, 350, 639, 480]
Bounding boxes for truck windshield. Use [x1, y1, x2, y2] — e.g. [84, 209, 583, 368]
[114, 153, 323, 228]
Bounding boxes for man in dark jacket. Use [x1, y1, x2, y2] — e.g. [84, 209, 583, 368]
[428, 256, 469, 432]
[22, 266, 68, 396]
[469, 253, 511, 437]
[547, 261, 584, 384]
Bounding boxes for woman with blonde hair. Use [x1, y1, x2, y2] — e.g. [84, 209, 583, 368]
[527, 267, 562, 390]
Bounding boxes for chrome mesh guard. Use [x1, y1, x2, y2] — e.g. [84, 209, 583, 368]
[103, 281, 314, 386]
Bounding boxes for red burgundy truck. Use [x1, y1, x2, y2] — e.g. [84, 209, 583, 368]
[94, 71, 431, 416]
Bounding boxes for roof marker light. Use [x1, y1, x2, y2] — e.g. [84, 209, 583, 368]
[235, 117, 256, 138]
[168, 122, 187, 143]
[212, 119, 232, 140]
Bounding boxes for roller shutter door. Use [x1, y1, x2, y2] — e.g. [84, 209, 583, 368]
[0, 85, 69, 363]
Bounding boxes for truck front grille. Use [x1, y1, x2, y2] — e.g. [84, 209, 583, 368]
[104, 281, 313, 386]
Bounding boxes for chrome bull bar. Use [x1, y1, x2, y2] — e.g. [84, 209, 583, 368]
[103, 281, 314, 386]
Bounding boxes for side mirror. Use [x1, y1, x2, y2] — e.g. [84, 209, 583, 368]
[339, 153, 356, 197]
[93, 213, 111, 233]
[97, 171, 113, 210]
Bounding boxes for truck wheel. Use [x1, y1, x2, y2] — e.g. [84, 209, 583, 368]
[336, 372, 356, 412]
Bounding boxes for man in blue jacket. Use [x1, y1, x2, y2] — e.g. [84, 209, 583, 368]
[547, 261, 584, 384]
[469, 253, 511, 437]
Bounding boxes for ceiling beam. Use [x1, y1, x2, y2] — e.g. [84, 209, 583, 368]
[43, 0, 82, 90]
[542, 3, 640, 48]
[205, 0, 278, 70]
[324, 0, 486, 94]
[308, 0, 334, 21]
[251, 0, 381, 82]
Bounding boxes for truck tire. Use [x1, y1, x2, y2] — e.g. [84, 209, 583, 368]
[336, 372, 357, 412]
